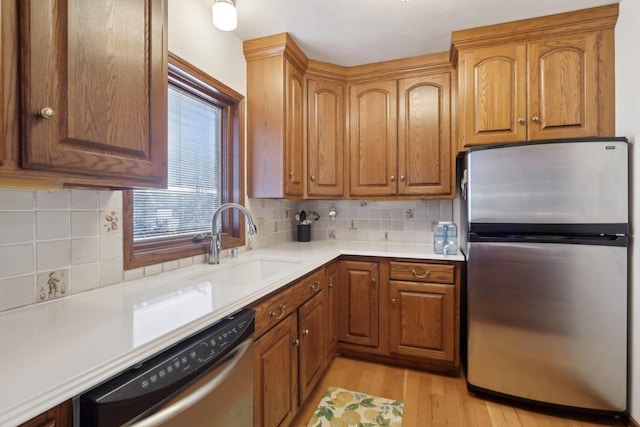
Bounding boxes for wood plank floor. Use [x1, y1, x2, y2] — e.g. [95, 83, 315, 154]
[292, 357, 627, 427]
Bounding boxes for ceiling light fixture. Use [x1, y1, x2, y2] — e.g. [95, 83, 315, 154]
[212, 0, 237, 32]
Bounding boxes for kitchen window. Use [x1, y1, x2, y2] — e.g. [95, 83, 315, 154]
[124, 53, 245, 270]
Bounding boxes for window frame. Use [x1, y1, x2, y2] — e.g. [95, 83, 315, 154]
[123, 53, 245, 270]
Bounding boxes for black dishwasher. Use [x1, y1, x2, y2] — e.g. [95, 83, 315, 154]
[75, 309, 255, 427]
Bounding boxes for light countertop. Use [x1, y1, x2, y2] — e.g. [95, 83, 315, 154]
[0, 241, 463, 427]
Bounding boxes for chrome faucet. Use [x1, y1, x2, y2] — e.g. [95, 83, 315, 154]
[209, 203, 258, 264]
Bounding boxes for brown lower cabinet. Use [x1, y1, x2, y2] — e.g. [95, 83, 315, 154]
[251, 268, 331, 427]
[18, 400, 71, 427]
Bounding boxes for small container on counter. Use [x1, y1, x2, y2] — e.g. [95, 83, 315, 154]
[434, 221, 458, 255]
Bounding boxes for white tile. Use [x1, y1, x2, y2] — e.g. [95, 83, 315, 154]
[100, 259, 123, 286]
[0, 190, 34, 210]
[440, 200, 453, 219]
[99, 234, 123, 260]
[178, 257, 194, 268]
[99, 191, 123, 210]
[36, 269, 69, 301]
[123, 267, 144, 282]
[36, 211, 69, 240]
[71, 211, 99, 237]
[36, 190, 69, 209]
[0, 275, 34, 311]
[163, 260, 179, 272]
[99, 210, 122, 235]
[144, 263, 163, 276]
[71, 264, 100, 294]
[70, 190, 98, 210]
[0, 212, 34, 244]
[71, 237, 99, 265]
[193, 254, 206, 264]
[36, 240, 69, 271]
[0, 244, 34, 278]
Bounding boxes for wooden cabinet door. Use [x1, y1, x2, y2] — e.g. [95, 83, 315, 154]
[307, 79, 345, 197]
[18, 400, 71, 427]
[254, 314, 298, 427]
[285, 61, 304, 197]
[398, 73, 452, 196]
[528, 33, 598, 141]
[338, 260, 379, 347]
[459, 44, 527, 146]
[325, 262, 339, 356]
[298, 289, 327, 404]
[349, 80, 397, 196]
[389, 281, 455, 362]
[19, 0, 167, 187]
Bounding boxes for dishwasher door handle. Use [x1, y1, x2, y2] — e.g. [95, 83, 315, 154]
[128, 338, 253, 427]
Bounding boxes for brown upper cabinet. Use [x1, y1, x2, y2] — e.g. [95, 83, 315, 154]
[0, 0, 168, 188]
[453, 4, 617, 150]
[244, 35, 454, 200]
[349, 79, 398, 197]
[349, 72, 452, 198]
[244, 33, 308, 199]
[307, 77, 346, 198]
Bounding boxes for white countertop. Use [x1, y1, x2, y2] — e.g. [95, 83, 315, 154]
[0, 241, 463, 427]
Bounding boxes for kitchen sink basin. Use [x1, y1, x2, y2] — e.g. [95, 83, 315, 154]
[190, 256, 305, 285]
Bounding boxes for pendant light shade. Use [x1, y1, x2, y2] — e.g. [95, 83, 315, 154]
[212, 0, 237, 31]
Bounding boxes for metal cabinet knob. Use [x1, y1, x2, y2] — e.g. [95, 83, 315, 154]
[39, 107, 55, 119]
[328, 282, 333, 288]
[289, 171, 294, 177]
[293, 338, 300, 347]
[517, 118, 525, 125]
[390, 176, 395, 182]
[532, 116, 540, 123]
[302, 329, 310, 336]
[391, 298, 397, 304]
[371, 278, 376, 284]
[400, 176, 405, 182]
[310, 175, 315, 181]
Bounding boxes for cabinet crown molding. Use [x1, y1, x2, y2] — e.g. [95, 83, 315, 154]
[243, 32, 308, 73]
[450, 3, 619, 63]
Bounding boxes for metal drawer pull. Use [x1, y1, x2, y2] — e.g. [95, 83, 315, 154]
[269, 304, 286, 320]
[302, 329, 309, 336]
[412, 269, 430, 278]
[310, 281, 320, 291]
[391, 298, 397, 305]
[328, 282, 333, 288]
[293, 338, 300, 347]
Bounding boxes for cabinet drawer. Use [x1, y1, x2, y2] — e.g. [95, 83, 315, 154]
[253, 269, 324, 338]
[389, 261, 454, 283]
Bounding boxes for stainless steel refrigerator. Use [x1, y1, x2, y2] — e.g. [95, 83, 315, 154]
[465, 138, 628, 412]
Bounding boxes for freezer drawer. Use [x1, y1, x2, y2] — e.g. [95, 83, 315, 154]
[466, 241, 627, 411]
[467, 140, 628, 226]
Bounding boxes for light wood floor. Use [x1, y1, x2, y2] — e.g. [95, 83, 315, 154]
[292, 357, 627, 427]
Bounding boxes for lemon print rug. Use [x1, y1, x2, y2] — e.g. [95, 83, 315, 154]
[307, 386, 404, 427]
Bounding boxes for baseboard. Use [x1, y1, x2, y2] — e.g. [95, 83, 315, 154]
[626, 412, 640, 427]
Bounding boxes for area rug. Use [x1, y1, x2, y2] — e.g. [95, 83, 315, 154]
[306, 386, 404, 426]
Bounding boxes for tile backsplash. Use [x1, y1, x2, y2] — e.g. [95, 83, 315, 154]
[0, 189, 451, 313]
[0, 189, 126, 311]
[297, 199, 453, 243]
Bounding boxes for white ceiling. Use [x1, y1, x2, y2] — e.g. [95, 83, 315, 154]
[205, 0, 620, 67]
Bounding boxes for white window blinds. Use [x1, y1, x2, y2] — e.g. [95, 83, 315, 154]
[132, 85, 222, 241]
